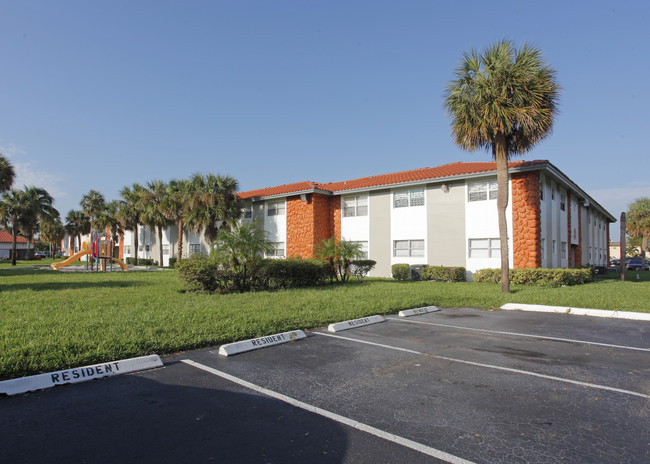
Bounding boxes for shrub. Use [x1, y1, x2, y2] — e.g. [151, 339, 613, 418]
[423, 265, 466, 282]
[176, 255, 235, 293]
[472, 267, 595, 287]
[125, 257, 154, 266]
[257, 258, 328, 290]
[168, 257, 177, 268]
[350, 260, 376, 281]
[392, 263, 410, 281]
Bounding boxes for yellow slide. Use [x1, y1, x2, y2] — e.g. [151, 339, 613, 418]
[50, 250, 91, 270]
[50, 252, 129, 271]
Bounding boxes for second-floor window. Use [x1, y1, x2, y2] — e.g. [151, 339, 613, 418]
[343, 195, 368, 217]
[267, 200, 285, 216]
[394, 188, 424, 208]
[468, 181, 498, 202]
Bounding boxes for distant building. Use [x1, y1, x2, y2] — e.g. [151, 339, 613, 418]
[0, 230, 29, 260]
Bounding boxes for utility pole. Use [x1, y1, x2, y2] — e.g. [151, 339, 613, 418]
[620, 212, 626, 281]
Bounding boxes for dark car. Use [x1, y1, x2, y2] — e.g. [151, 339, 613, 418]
[626, 258, 649, 271]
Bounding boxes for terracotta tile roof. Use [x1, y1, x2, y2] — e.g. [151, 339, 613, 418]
[238, 160, 548, 199]
[0, 230, 28, 243]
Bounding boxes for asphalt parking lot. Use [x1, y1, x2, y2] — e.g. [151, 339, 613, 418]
[2, 307, 649, 463]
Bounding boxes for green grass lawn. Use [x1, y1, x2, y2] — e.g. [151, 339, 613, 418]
[1, 268, 648, 381]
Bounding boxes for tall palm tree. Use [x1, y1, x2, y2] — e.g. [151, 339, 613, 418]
[94, 200, 122, 245]
[0, 189, 26, 265]
[65, 209, 90, 254]
[40, 217, 66, 257]
[80, 189, 106, 233]
[444, 40, 560, 293]
[139, 180, 173, 266]
[18, 186, 58, 259]
[117, 183, 146, 266]
[186, 173, 242, 243]
[163, 179, 192, 262]
[0, 154, 16, 193]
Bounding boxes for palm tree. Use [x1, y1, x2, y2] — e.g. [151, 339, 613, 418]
[444, 40, 560, 293]
[0, 189, 26, 265]
[315, 236, 340, 283]
[80, 189, 106, 233]
[139, 180, 173, 266]
[186, 173, 242, 243]
[94, 200, 122, 245]
[117, 183, 146, 266]
[65, 209, 90, 254]
[211, 221, 273, 292]
[0, 154, 16, 193]
[163, 179, 191, 262]
[18, 186, 58, 259]
[626, 197, 650, 270]
[40, 217, 66, 257]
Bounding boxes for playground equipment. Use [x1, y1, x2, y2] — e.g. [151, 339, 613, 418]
[51, 233, 128, 271]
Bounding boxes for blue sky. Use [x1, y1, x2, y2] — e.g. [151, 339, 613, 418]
[1, 0, 648, 240]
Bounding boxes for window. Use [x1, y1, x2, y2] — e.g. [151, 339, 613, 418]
[189, 243, 201, 256]
[162, 244, 170, 255]
[343, 195, 368, 217]
[145, 244, 150, 252]
[468, 181, 497, 202]
[124, 245, 131, 255]
[267, 242, 285, 258]
[267, 200, 285, 216]
[468, 238, 500, 258]
[393, 188, 425, 208]
[552, 240, 557, 254]
[561, 242, 567, 259]
[243, 206, 252, 219]
[560, 194, 566, 211]
[351, 241, 368, 259]
[393, 240, 424, 257]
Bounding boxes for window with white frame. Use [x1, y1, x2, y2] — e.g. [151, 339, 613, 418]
[267, 200, 285, 216]
[124, 245, 131, 255]
[552, 240, 557, 254]
[561, 242, 567, 259]
[560, 194, 566, 212]
[393, 240, 424, 257]
[468, 181, 498, 202]
[145, 244, 150, 252]
[267, 242, 285, 257]
[350, 241, 368, 259]
[243, 205, 252, 219]
[393, 188, 425, 208]
[343, 195, 368, 217]
[468, 238, 500, 258]
[189, 243, 201, 256]
[162, 244, 170, 255]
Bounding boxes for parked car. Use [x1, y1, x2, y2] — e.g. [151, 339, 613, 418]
[626, 258, 649, 271]
[610, 258, 620, 267]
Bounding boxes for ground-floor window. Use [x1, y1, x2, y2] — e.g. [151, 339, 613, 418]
[394, 240, 424, 257]
[162, 244, 170, 255]
[267, 242, 285, 258]
[350, 241, 368, 259]
[124, 245, 131, 255]
[189, 243, 201, 256]
[469, 238, 500, 258]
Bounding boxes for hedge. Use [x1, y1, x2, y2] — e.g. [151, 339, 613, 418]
[423, 265, 466, 282]
[392, 263, 410, 281]
[472, 267, 595, 287]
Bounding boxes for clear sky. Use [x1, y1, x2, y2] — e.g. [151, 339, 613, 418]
[1, 0, 648, 240]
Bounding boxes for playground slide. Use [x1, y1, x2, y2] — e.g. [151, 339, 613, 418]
[50, 250, 90, 270]
[111, 257, 129, 271]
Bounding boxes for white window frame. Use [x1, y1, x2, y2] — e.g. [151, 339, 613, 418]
[350, 241, 368, 259]
[266, 242, 285, 258]
[393, 239, 424, 257]
[468, 238, 500, 258]
[393, 188, 425, 208]
[468, 181, 498, 202]
[561, 242, 567, 259]
[243, 205, 253, 219]
[189, 243, 201, 256]
[343, 195, 368, 217]
[162, 244, 170, 256]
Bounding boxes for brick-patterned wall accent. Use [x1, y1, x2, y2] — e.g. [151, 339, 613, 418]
[286, 193, 339, 258]
[330, 196, 341, 241]
[512, 171, 542, 268]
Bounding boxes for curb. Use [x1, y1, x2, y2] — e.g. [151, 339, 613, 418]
[500, 303, 650, 321]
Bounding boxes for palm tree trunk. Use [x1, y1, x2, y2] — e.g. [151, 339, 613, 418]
[134, 228, 139, 266]
[158, 227, 164, 267]
[177, 218, 184, 262]
[495, 132, 511, 293]
[11, 229, 17, 266]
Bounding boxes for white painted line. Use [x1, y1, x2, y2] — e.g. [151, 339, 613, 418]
[218, 330, 306, 356]
[399, 306, 440, 317]
[181, 359, 475, 464]
[386, 317, 650, 353]
[315, 332, 650, 399]
[0, 355, 163, 396]
[500, 303, 650, 321]
[327, 315, 385, 332]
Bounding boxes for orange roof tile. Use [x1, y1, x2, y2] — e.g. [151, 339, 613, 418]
[237, 160, 547, 199]
[0, 230, 28, 243]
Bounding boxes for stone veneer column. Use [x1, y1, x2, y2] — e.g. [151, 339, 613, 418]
[286, 193, 339, 258]
[511, 171, 542, 268]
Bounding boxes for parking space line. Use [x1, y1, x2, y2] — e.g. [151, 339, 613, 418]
[386, 316, 650, 352]
[180, 359, 475, 464]
[314, 332, 650, 399]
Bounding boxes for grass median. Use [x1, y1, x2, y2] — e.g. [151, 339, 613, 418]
[1, 268, 648, 381]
